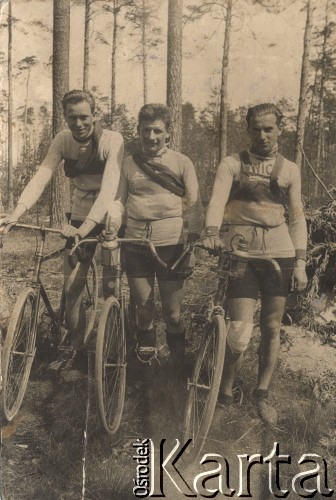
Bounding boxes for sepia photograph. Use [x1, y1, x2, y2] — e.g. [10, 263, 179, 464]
[0, 0, 335, 498]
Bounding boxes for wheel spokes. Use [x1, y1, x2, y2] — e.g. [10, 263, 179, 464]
[102, 306, 125, 428]
[5, 297, 34, 410]
[189, 330, 216, 443]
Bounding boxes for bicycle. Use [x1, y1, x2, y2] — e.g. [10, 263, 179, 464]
[177, 236, 282, 464]
[0, 223, 98, 422]
[69, 235, 186, 435]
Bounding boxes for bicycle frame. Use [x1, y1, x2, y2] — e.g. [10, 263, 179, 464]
[4, 224, 67, 345]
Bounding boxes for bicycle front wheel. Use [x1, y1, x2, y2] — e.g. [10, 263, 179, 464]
[83, 258, 99, 346]
[95, 296, 126, 435]
[1, 288, 38, 422]
[182, 314, 226, 464]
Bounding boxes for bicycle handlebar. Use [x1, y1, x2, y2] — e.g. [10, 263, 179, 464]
[1, 224, 283, 283]
[170, 239, 282, 285]
[0, 222, 63, 235]
[69, 236, 170, 270]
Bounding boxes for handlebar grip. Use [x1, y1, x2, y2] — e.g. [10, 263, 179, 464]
[68, 252, 77, 270]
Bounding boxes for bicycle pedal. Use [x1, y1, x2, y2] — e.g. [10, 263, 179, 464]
[48, 348, 76, 371]
[47, 359, 67, 372]
[135, 345, 160, 365]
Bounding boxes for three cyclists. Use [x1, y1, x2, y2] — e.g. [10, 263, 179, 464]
[1, 96, 308, 428]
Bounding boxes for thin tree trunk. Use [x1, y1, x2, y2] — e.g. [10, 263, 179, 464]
[219, 0, 232, 161]
[314, 96, 324, 199]
[22, 67, 31, 165]
[7, 0, 13, 210]
[295, 0, 313, 171]
[50, 0, 70, 228]
[167, 0, 183, 151]
[111, 0, 118, 126]
[142, 0, 148, 105]
[83, 0, 92, 91]
[314, 4, 328, 200]
[304, 63, 319, 198]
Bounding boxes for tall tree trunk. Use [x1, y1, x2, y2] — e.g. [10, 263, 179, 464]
[7, 0, 13, 210]
[142, 0, 148, 105]
[295, 0, 313, 171]
[314, 95, 324, 199]
[22, 67, 31, 166]
[83, 0, 92, 91]
[219, 0, 232, 161]
[110, 0, 119, 126]
[50, 0, 70, 228]
[314, 4, 328, 200]
[167, 0, 183, 151]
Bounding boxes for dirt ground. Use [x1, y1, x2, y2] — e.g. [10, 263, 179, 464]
[1, 231, 336, 499]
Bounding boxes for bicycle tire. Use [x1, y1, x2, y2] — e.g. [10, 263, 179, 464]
[82, 258, 99, 346]
[95, 296, 126, 435]
[1, 288, 38, 422]
[125, 293, 137, 349]
[182, 314, 226, 464]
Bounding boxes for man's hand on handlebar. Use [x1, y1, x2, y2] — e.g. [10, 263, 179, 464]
[104, 215, 119, 240]
[61, 224, 82, 239]
[0, 217, 16, 234]
[201, 236, 225, 254]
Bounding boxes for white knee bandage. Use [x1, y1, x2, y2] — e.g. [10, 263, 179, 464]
[227, 321, 254, 354]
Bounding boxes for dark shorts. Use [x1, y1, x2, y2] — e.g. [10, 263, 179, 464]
[227, 258, 295, 299]
[64, 220, 105, 256]
[124, 243, 186, 281]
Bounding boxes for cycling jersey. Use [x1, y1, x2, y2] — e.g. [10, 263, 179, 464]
[18, 128, 124, 223]
[206, 150, 307, 259]
[108, 148, 203, 246]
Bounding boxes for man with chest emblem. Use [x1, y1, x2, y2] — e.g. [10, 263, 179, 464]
[202, 103, 308, 425]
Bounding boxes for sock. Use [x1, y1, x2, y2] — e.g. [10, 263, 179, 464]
[166, 331, 185, 359]
[137, 329, 156, 348]
[253, 388, 269, 400]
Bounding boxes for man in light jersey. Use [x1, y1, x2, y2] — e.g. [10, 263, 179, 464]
[106, 103, 203, 365]
[202, 103, 307, 424]
[0, 90, 124, 365]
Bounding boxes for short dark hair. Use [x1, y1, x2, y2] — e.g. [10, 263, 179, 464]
[246, 103, 283, 127]
[62, 89, 95, 114]
[138, 103, 171, 129]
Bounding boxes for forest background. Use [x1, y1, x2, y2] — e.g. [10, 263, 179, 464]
[0, 0, 335, 224]
[1, 2, 336, 498]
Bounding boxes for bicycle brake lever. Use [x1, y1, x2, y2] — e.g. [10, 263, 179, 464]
[170, 245, 192, 271]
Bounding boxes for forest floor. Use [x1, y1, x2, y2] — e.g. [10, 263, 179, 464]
[0, 230, 336, 500]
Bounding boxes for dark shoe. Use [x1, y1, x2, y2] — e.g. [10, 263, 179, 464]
[217, 393, 234, 407]
[166, 331, 185, 364]
[69, 351, 88, 374]
[217, 384, 244, 408]
[60, 351, 88, 380]
[48, 346, 76, 372]
[253, 388, 278, 425]
[135, 329, 158, 364]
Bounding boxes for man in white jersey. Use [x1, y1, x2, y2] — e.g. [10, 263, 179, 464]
[0, 90, 124, 368]
[202, 103, 307, 425]
[106, 103, 203, 366]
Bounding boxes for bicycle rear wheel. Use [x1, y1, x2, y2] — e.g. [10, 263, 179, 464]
[83, 258, 99, 346]
[1, 288, 38, 422]
[95, 296, 126, 435]
[182, 314, 226, 464]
